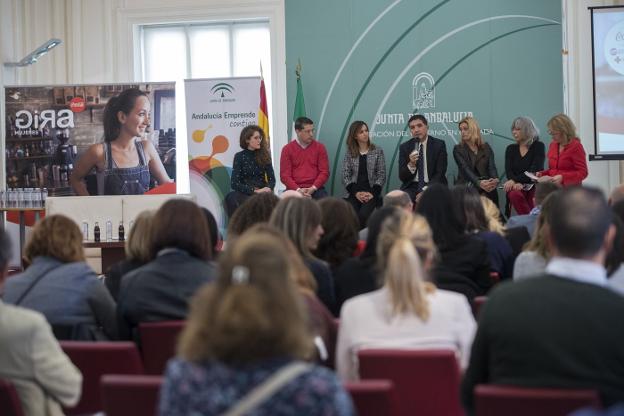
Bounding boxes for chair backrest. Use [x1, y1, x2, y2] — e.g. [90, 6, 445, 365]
[345, 380, 399, 416]
[60, 341, 145, 415]
[474, 384, 601, 416]
[0, 378, 25, 416]
[138, 320, 186, 375]
[472, 296, 488, 319]
[101, 374, 163, 416]
[358, 349, 463, 416]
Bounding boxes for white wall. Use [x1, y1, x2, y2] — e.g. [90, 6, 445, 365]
[563, 0, 624, 194]
[1, 0, 623, 194]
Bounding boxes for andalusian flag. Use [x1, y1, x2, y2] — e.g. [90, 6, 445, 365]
[258, 68, 270, 146]
[290, 61, 306, 142]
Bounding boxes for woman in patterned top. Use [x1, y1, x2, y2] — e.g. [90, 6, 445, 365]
[158, 231, 354, 416]
[225, 125, 276, 217]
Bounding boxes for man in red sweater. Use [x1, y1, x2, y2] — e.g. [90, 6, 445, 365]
[280, 117, 329, 199]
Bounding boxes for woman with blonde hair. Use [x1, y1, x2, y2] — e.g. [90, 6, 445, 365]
[537, 113, 588, 186]
[4, 214, 117, 340]
[336, 210, 476, 381]
[513, 192, 558, 280]
[453, 116, 500, 204]
[158, 231, 354, 415]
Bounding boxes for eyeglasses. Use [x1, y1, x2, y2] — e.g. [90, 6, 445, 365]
[301, 128, 315, 134]
[251, 136, 263, 142]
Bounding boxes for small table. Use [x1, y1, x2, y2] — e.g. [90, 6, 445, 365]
[0, 207, 45, 254]
[83, 241, 126, 272]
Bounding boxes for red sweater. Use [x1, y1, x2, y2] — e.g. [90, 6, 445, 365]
[280, 140, 330, 190]
[539, 138, 587, 186]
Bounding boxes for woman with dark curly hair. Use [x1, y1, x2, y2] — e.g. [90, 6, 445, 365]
[227, 192, 280, 239]
[225, 125, 276, 217]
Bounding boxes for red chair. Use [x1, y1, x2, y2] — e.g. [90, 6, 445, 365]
[345, 380, 399, 416]
[358, 349, 463, 416]
[475, 384, 601, 416]
[101, 374, 163, 416]
[0, 378, 25, 416]
[472, 296, 488, 319]
[60, 341, 145, 415]
[138, 321, 186, 375]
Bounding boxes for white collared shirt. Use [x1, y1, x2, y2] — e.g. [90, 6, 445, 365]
[408, 137, 429, 183]
[545, 256, 608, 287]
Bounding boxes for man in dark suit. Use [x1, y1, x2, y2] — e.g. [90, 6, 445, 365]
[398, 114, 447, 203]
[461, 186, 624, 414]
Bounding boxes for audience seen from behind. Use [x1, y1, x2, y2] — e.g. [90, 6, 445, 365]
[314, 198, 359, 272]
[537, 113, 588, 186]
[4, 214, 118, 340]
[462, 186, 624, 412]
[0, 228, 82, 416]
[158, 231, 354, 415]
[269, 197, 336, 314]
[417, 184, 492, 301]
[358, 189, 412, 241]
[245, 224, 336, 364]
[341, 120, 386, 229]
[225, 125, 276, 217]
[336, 210, 476, 381]
[452, 186, 513, 280]
[453, 116, 499, 205]
[512, 191, 558, 280]
[104, 210, 155, 301]
[607, 200, 624, 296]
[201, 207, 222, 255]
[506, 181, 560, 238]
[481, 195, 530, 260]
[503, 116, 545, 215]
[226, 192, 280, 240]
[116, 198, 216, 340]
[334, 206, 400, 312]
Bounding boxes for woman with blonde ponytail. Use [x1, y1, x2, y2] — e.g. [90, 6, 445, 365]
[335, 210, 476, 381]
[159, 231, 354, 415]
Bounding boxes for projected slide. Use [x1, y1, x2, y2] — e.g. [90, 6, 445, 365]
[592, 6, 624, 156]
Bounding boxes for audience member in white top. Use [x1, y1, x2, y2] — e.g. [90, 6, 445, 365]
[336, 210, 476, 381]
[513, 191, 558, 280]
[0, 228, 82, 416]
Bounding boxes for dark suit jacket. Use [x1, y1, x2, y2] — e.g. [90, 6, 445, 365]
[398, 136, 447, 190]
[461, 275, 624, 413]
[453, 142, 498, 187]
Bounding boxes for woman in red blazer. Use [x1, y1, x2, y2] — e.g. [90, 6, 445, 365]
[537, 114, 588, 186]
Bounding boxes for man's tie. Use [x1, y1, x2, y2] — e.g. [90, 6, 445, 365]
[417, 143, 425, 191]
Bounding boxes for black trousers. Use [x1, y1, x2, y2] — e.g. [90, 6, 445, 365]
[346, 193, 381, 229]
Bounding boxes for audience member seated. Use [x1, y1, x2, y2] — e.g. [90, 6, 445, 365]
[117, 199, 216, 340]
[224, 125, 276, 217]
[608, 184, 624, 206]
[417, 184, 492, 300]
[607, 201, 624, 296]
[334, 206, 400, 312]
[202, 207, 222, 255]
[462, 187, 624, 412]
[314, 198, 360, 272]
[336, 210, 476, 381]
[507, 181, 560, 238]
[359, 189, 412, 241]
[270, 197, 336, 314]
[104, 210, 155, 301]
[158, 232, 355, 415]
[503, 116, 545, 215]
[4, 215, 118, 340]
[226, 192, 280, 240]
[452, 186, 513, 280]
[241, 224, 336, 365]
[0, 228, 82, 416]
[341, 120, 386, 229]
[512, 192, 558, 280]
[481, 194, 530, 261]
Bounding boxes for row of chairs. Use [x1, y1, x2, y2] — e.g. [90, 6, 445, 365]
[0, 347, 601, 416]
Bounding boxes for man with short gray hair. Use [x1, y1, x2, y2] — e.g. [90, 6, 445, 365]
[359, 190, 412, 240]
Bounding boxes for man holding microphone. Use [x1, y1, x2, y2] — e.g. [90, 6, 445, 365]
[398, 114, 448, 204]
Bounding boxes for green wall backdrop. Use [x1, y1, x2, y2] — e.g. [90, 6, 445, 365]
[285, 0, 563, 197]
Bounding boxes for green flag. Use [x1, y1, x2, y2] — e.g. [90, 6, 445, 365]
[291, 62, 306, 141]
